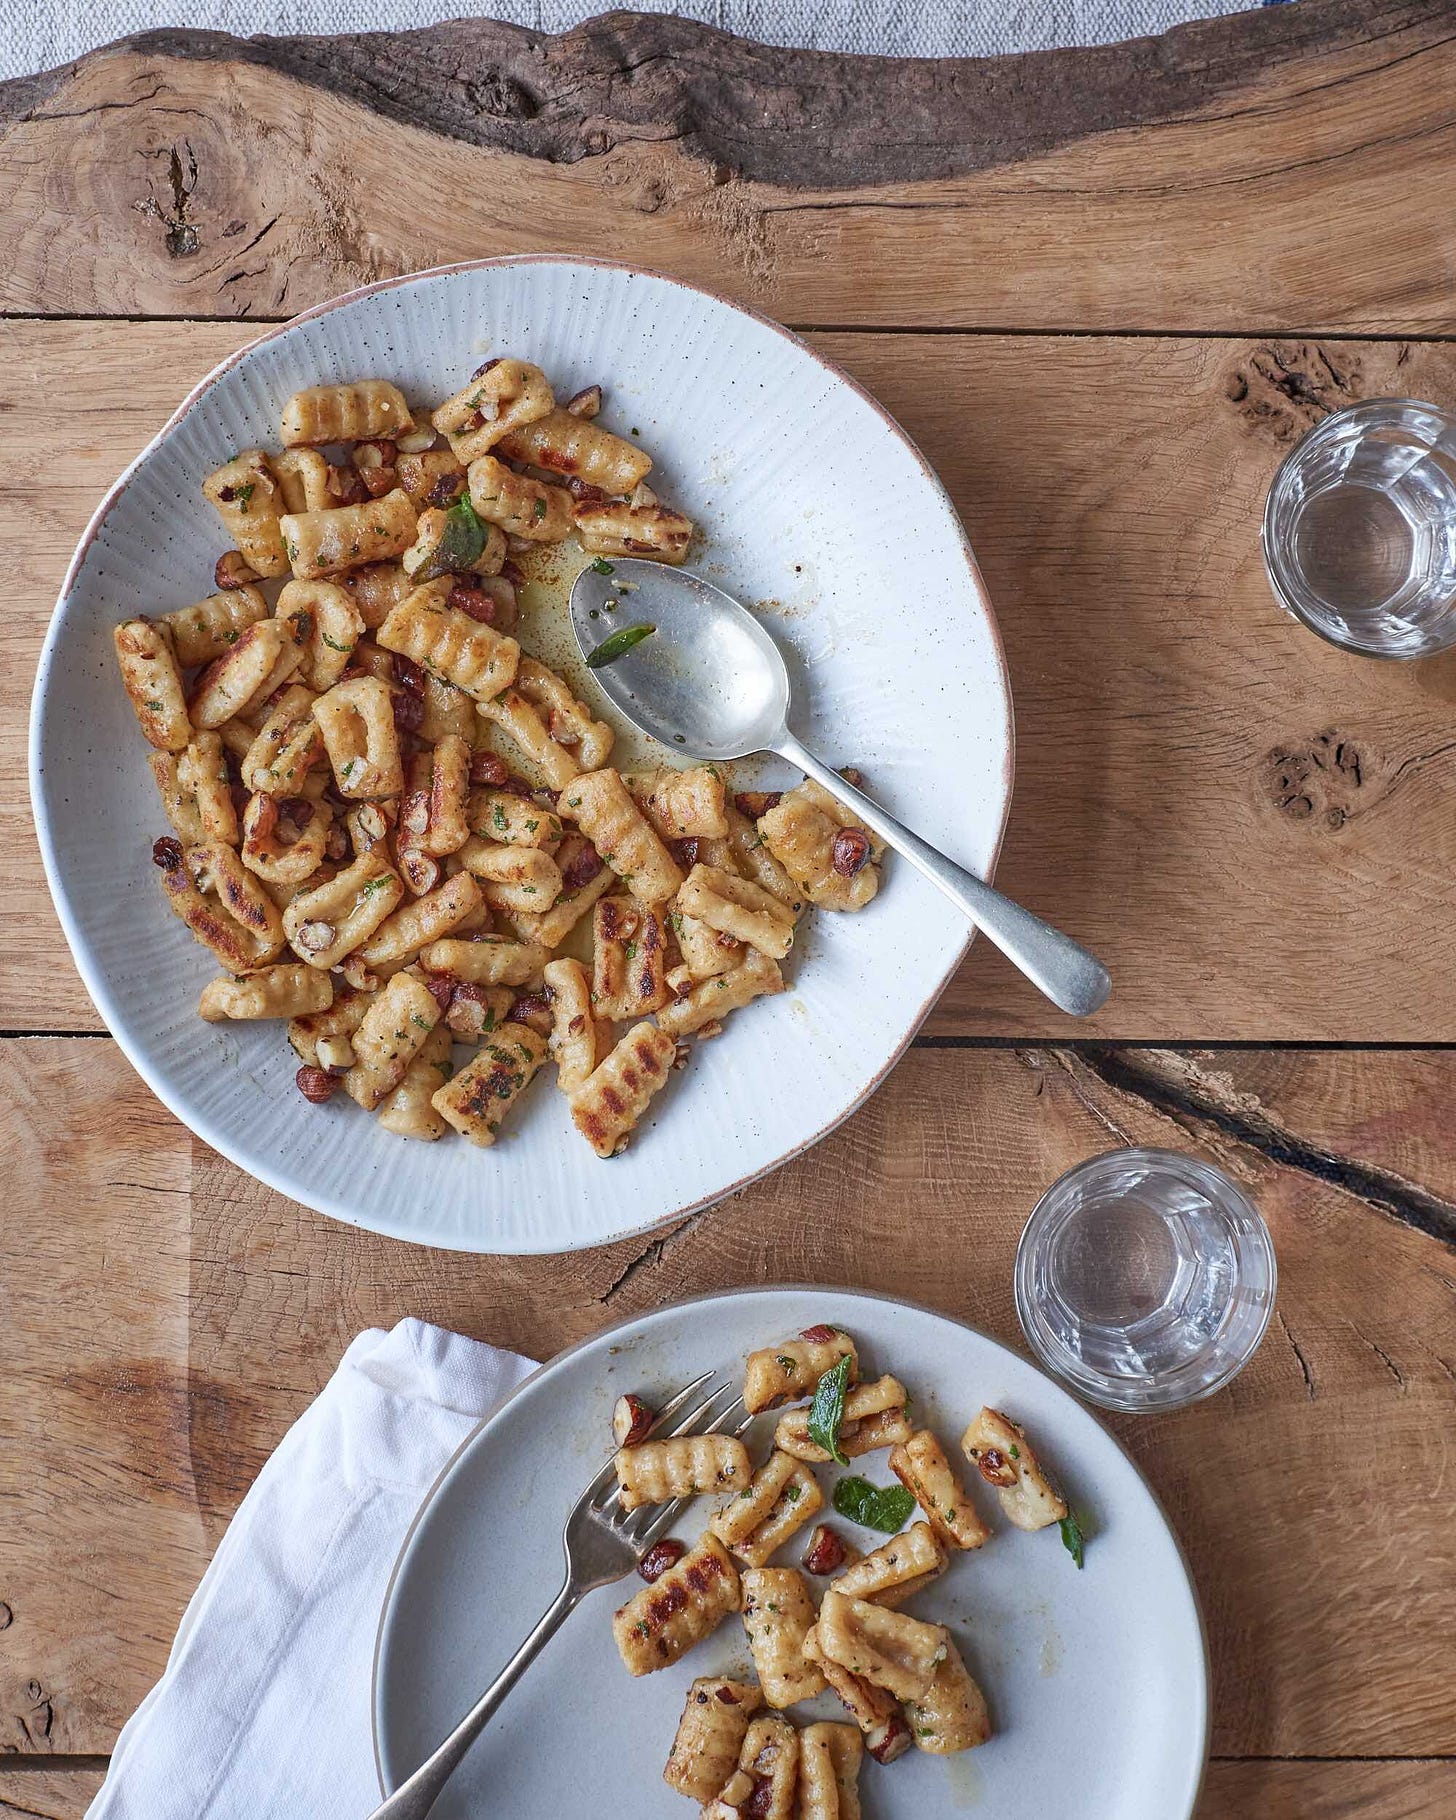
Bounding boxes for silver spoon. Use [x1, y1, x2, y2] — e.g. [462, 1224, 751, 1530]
[569, 560, 1111, 1018]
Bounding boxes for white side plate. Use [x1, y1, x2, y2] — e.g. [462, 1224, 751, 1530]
[32, 258, 1014, 1253]
[374, 1287, 1208, 1818]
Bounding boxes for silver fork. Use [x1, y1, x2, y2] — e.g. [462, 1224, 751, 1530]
[369, 1369, 751, 1820]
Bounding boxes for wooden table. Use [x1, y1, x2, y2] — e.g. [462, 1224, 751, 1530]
[3, 4, 1455, 1813]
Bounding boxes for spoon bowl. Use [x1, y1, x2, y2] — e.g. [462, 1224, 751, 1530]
[570, 560, 1111, 1018]
[570, 559, 788, 759]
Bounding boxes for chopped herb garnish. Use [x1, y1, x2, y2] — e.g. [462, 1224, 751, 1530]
[361, 874, 393, 896]
[1059, 1509, 1086, 1569]
[321, 633, 350, 652]
[532, 497, 547, 521]
[1009, 1444, 1020, 1460]
[783, 1483, 801, 1502]
[776, 1355, 798, 1373]
[234, 482, 255, 508]
[590, 557, 615, 575]
[832, 1477, 916, 1534]
[807, 1354, 853, 1467]
[411, 1014, 431, 1032]
[586, 623, 656, 669]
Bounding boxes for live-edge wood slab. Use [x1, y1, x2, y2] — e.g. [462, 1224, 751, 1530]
[3, 7, 1456, 1818]
[5, 4, 1456, 333]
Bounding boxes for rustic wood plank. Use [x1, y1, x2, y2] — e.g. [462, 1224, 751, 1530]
[1198, 1761, 1456, 1819]
[4, 4, 1456, 330]
[0, 1040, 204, 1757]
[5, 1037, 1452, 1758]
[0, 1767, 106, 1819]
[3, 1759, 1451, 1820]
[10, 320, 1456, 1037]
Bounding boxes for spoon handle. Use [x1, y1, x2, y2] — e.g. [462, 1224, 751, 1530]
[772, 732, 1111, 1018]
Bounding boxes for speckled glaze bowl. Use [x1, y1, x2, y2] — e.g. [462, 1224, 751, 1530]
[31, 258, 1013, 1254]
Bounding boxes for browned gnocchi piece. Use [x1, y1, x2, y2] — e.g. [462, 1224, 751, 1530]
[961, 1407, 1068, 1531]
[592, 895, 669, 1020]
[662, 1679, 764, 1803]
[497, 407, 652, 494]
[612, 1534, 740, 1676]
[114, 618, 191, 752]
[280, 487, 418, 580]
[377, 581, 520, 703]
[743, 1330, 857, 1415]
[281, 381, 413, 447]
[467, 455, 574, 543]
[198, 965, 332, 1023]
[430, 1025, 549, 1146]
[574, 487, 693, 564]
[888, 1430, 991, 1551]
[160, 586, 268, 667]
[567, 1020, 678, 1158]
[434, 360, 554, 462]
[203, 451, 289, 578]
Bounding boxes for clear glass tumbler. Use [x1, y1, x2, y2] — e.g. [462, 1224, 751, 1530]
[1015, 1148, 1276, 1413]
[1263, 397, 1456, 657]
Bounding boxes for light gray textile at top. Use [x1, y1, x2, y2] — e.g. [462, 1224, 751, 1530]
[2, 1, 1285, 84]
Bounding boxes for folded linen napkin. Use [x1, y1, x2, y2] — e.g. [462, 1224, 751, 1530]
[88, 1320, 536, 1820]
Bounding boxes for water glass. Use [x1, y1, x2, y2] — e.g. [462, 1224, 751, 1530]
[1014, 1148, 1276, 1413]
[1263, 396, 1456, 657]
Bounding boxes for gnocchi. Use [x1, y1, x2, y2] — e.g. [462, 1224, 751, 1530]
[116, 357, 892, 1163]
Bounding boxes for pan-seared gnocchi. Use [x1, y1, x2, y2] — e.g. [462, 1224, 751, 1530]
[961, 1407, 1069, 1531]
[617, 1325, 1083, 1808]
[116, 356, 894, 1160]
[615, 1435, 751, 1510]
[663, 1679, 763, 1801]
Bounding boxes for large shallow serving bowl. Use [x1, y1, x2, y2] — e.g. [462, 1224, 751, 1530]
[374, 1287, 1208, 1818]
[31, 258, 1013, 1253]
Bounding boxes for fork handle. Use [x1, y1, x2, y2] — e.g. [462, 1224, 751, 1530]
[368, 1577, 579, 1820]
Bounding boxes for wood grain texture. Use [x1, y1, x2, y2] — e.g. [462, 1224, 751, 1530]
[4, 4, 1456, 329]
[2, 1760, 1452, 1820]
[0, 1768, 106, 1819]
[5, 1037, 1452, 1759]
[11, 320, 1456, 1037]
[1198, 1761, 1456, 1819]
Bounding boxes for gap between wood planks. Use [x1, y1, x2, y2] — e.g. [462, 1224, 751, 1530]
[17, 312, 1456, 344]
[10, 1031, 1456, 1258]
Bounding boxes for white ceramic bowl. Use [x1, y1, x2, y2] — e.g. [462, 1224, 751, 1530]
[31, 258, 1013, 1254]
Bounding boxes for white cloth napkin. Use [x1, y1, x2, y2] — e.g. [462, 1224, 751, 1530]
[88, 1319, 536, 1820]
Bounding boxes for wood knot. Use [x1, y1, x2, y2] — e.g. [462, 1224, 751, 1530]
[1225, 342, 1364, 445]
[134, 142, 201, 259]
[463, 73, 538, 121]
[0, 1603, 11, 1630]
[1262, 732, 1366, 830]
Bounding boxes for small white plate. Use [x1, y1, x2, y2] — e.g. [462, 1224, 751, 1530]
[374, 1287, 1208, 1818]
[31, 257, 1013, 1253]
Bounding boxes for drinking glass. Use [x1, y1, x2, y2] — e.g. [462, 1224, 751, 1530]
[1263, 396, 1456, 657]
[1014, 1148, 1276, 1413]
